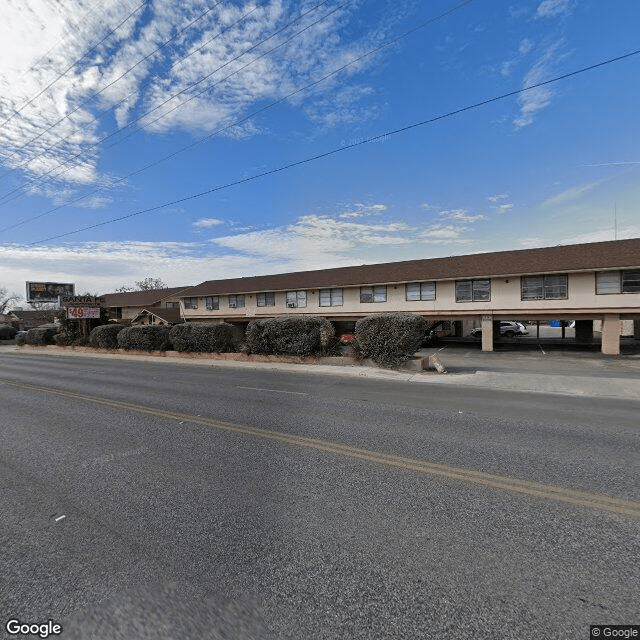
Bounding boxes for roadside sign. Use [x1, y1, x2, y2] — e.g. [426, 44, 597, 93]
[26, 281, 75, 303]
[67, 307, 101, 319]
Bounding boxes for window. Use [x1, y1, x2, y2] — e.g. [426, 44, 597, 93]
[205, 296, 219, 310]
[286, 290, 307, 308]
[622, 270, 640, 293]
[455, 279, 490, 302]
[228, 294, 245, 308]
[183, 297, 198, 309]
[596, 270, 640, 294]
[360, 286, 387, 303]
[112, 307, 122, 319]
[406, 282, 436, 301]
[165, 302, 178, 309]
[521, 274, 567, 300]
[319, 288, 343, 307]
[257, 292, 275, 307]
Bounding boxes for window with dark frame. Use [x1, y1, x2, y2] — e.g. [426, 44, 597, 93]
[205, 296, 219, 310]
[257, 291, 275, 307]
[165, 302, 178, 309]
[286, 290, 307, 308]
[596, 270, 640, 294]
[455, 279, 490, 302]
[319, 288, 343, 306]
[183, 297, 198, 309]
[406, 282, 436, 301]
[228, 294, 245, 308]
[360, 285, 387, 303]
[521, 274, 567, 300]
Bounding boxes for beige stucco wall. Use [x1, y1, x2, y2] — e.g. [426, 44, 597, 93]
[180, 272, 640, 322]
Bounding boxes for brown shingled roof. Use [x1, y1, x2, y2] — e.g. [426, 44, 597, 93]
[183, 238, 640, 296]
[101, 287, 192, 307]
[131, 307, 182, 324]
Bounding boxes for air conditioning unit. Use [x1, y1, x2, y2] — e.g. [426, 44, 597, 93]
[229, 303, 236, 308]
[287, 302, 296, 308]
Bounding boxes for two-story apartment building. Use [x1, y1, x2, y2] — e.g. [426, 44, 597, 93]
[176, 238, 640, 355]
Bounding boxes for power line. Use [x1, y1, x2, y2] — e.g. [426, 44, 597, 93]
[0, 0, 337, 205]
[0, 0, 474, 234]
[27, 47, 640, 246]
[0, 0, 226, 178]
[0, 0, 147, 131]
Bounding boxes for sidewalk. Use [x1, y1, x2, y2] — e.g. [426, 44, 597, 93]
[2, 343, 640, 401]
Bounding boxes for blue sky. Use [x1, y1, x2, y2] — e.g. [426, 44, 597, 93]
[0, 0, 639, 299]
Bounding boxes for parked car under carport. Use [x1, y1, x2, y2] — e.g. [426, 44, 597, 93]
[470, 321, 529, 338]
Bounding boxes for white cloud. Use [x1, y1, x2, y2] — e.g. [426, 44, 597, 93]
[439, 209, 486, 223]
[0, 0, 380, 200]
[541, 181, 600, 207]
[419, 224, 471, 243]
[487, 193, 509, 203]
[211, 214, 412, 268]
[497, 203, 513, 213]
[535, 0, 574, 19]
[513, 41, 565, 129]
[192, 217, 224, 229]
[338, 203, 387, 219]
[0, 240, 274, 301]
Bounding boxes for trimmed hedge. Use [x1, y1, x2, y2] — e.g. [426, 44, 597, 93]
[354, 313, 426, 368]
[117, 325, 171, 351]
[0, 324, 18, 340]
[245, 316, 336, 356]
[89, 324, 125, 349]
[169, 322, 239, 353]
[15, 331, 28, 346]
[26, 325, 59, 346]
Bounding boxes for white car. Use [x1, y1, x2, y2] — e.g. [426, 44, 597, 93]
[470, 321, 528, 338]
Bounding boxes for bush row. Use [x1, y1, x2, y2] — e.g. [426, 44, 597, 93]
[18, 313, 426, 368]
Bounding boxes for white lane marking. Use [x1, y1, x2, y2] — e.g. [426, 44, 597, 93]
[236, 386, 308, 395]
[55, 515, 66, 522]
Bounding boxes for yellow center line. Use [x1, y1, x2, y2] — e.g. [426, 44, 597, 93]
[3, 379, 640, 519]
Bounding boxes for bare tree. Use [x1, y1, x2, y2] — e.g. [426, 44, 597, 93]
[0, 287, 21, 315]
[135, 277, 167, 291]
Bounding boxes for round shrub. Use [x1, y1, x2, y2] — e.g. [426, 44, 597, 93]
[169, 322, 239, 353]
[245, 316, 336, 356]
[89, 324, 125, 349]
[15, 331, 28, 346]
[354, 313, 426, 368]
[0, 324, 18, 340]
[117, 325, 170, 351]
[26, 324, 59, 346]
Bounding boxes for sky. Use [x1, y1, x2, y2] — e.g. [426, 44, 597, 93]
[0, 0, 639, 301]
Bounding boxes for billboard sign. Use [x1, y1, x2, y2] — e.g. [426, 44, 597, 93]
[26, 282, 75, 304]
[67, 307, 101, 319]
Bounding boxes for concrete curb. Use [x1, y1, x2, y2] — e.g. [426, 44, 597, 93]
[3, 344, 640, 400]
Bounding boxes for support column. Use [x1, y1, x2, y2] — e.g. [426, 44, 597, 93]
[481, 315, 494, 352]
[601, 314, 621, 355]
[634, 320, 640, 340]
[575, 320, 594, 343]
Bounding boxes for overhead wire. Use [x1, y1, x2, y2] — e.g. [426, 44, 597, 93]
[0, 0, 226, 178]
[0, 0, 475, 234]
[0, 0, 337, 205]
[26, 47, 640, 246]
[0, 0, 147, 131]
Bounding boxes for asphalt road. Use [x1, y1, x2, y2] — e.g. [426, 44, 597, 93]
[1, 352, 639, 639]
